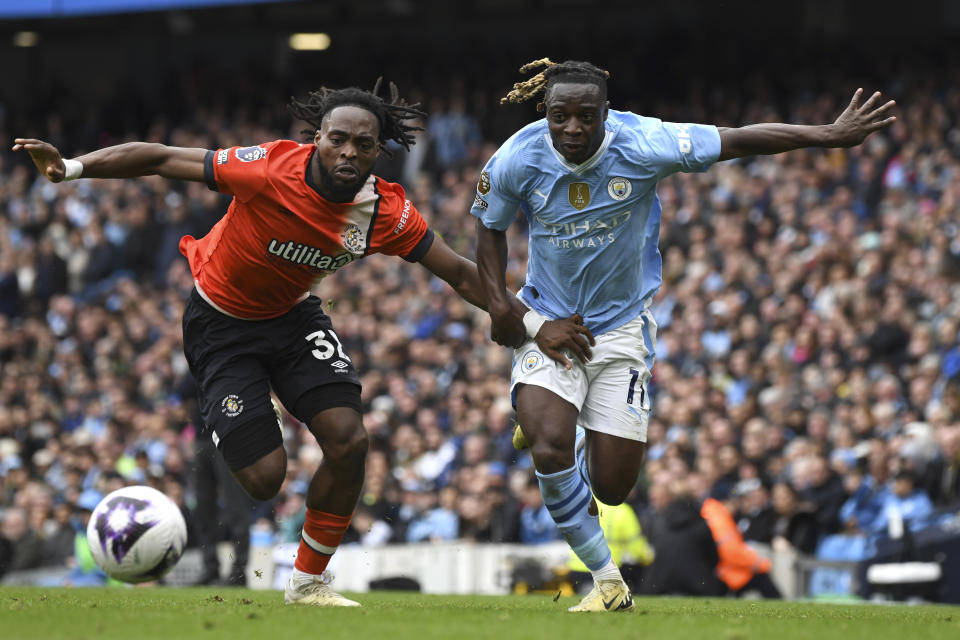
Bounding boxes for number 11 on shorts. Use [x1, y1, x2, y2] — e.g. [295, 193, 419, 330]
[627, 367, 645, 406]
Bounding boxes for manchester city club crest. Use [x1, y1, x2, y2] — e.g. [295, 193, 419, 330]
[521, 350, 544, 373]
[340, 223, 366, 253]
[568, 182, 590, 210]
[607, 177, 632, 201]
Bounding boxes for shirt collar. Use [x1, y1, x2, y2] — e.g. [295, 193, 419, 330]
[544, 129, 614, 175]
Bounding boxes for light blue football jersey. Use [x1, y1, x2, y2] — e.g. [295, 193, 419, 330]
[471, 109, 720, 335]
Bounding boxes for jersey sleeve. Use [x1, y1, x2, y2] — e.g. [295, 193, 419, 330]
[368, 184, 434, 262]
[470, 140, 525, 232]
[639, 119, 721, 178]
[203, 141, 279, 203]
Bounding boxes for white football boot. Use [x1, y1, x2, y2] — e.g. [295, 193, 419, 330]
[284, 571, 360, 607]
[568, 579, 634, 613]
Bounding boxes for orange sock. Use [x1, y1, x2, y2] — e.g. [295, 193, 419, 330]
[294, 509, 352, 575]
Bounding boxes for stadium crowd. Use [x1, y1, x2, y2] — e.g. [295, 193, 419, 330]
[1, 55, 960, 594]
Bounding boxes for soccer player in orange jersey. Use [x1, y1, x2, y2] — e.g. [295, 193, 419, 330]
[14, 81, 581, 606]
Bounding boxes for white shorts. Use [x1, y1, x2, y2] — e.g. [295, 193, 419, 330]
[511, 308, 658, 442]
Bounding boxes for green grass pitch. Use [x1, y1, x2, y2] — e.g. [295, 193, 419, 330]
[1, 587, 959, 640]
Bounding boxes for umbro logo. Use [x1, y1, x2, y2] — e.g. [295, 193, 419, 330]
[331, 360, 349, 372]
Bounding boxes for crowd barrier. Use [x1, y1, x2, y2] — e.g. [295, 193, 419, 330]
[5, 537, 958, 602]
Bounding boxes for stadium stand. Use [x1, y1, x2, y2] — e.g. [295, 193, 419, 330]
[1, 2, 960, 600]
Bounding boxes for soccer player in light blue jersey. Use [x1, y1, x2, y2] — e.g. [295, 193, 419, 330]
[472, 58, 896, 612]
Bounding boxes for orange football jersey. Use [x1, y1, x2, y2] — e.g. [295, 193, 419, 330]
[179, 140, 433, 319]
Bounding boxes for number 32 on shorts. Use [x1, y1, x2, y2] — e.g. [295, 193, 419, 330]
[305, 329, 351, 362]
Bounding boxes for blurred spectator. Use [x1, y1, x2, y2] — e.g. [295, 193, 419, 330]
[406, 486, 459, 542]
[797, 455, 847, 535]
[345, 507, 393, 547]
[734, 478, 777, 544]
[929, 426, 960, 506]
[183, 374, 253, 587]
[641, 483, 724, 597]
[426, 95, 482, 171]
[770, 482, 820, 555]
[701, 492, 782, 598]
[518, 476, 559, 545]
[65, 488, 110, 586]
[0, 507, 44, 575]
[870, 470, 935, 536]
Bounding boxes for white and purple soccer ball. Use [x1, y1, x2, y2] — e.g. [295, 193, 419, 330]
[86, 485, 187, 584]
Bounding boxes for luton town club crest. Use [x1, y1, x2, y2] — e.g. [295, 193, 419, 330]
[340, 223, 366, 253]
[568, 182, 590, 210]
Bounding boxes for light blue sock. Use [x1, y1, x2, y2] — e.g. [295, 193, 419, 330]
[537, 465, 611, 571]
[574, 425, 591, 490]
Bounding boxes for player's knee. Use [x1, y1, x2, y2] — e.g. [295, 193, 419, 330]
[241, 473, 284, 501]
[592, 482, 630, 507]
[530, 441, 574, 475]
[234, 455, 286, 501]
[321, 421, 369, 467]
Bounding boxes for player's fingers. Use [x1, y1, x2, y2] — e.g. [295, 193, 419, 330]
[867, 116, 897, 131]
[570, 313, 583, 325]
[575, 323, 596, 346]
[15, 139, 46, 150]
[568, 334, 591, 363]
[870, 99, 896, 118]
[859, 90, 881, 112]
[545, 348, 572, 370]
[848, 88, 863, 110]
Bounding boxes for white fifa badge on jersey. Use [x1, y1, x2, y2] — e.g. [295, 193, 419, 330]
[607, 177, 632, 201]
[568, 183, 590, 210]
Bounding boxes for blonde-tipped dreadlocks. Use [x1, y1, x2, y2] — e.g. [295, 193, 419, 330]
[500, 59, 610, 111]
[288, 78, 426, 156]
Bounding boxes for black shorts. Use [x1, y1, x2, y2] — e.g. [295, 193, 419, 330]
[182, 289, 362, 450]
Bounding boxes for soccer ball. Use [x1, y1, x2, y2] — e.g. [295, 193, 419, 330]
[86, 485, 188, 583]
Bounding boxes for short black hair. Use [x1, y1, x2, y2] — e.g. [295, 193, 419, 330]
[500, 58, 609, 111]
[288, 79, 426, 156]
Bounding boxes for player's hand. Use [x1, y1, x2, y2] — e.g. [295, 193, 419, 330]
[535, 313, 595, 370]
[11, 138, 67, 182]
[829, 89, 896, 147]
[489, 301, 526, 349]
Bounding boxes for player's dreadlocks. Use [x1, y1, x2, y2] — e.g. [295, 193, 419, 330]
[288, 78, 426, 156]
[500, 58, 610, 112]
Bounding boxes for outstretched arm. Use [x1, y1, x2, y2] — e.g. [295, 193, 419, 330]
[418, 232, 491, 311]
[12, 139, 207, 182]
[717, 88, 896, 161]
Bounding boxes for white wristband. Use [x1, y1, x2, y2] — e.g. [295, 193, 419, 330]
[63, 159, 83, 181]
[522, 309, 548, 339]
